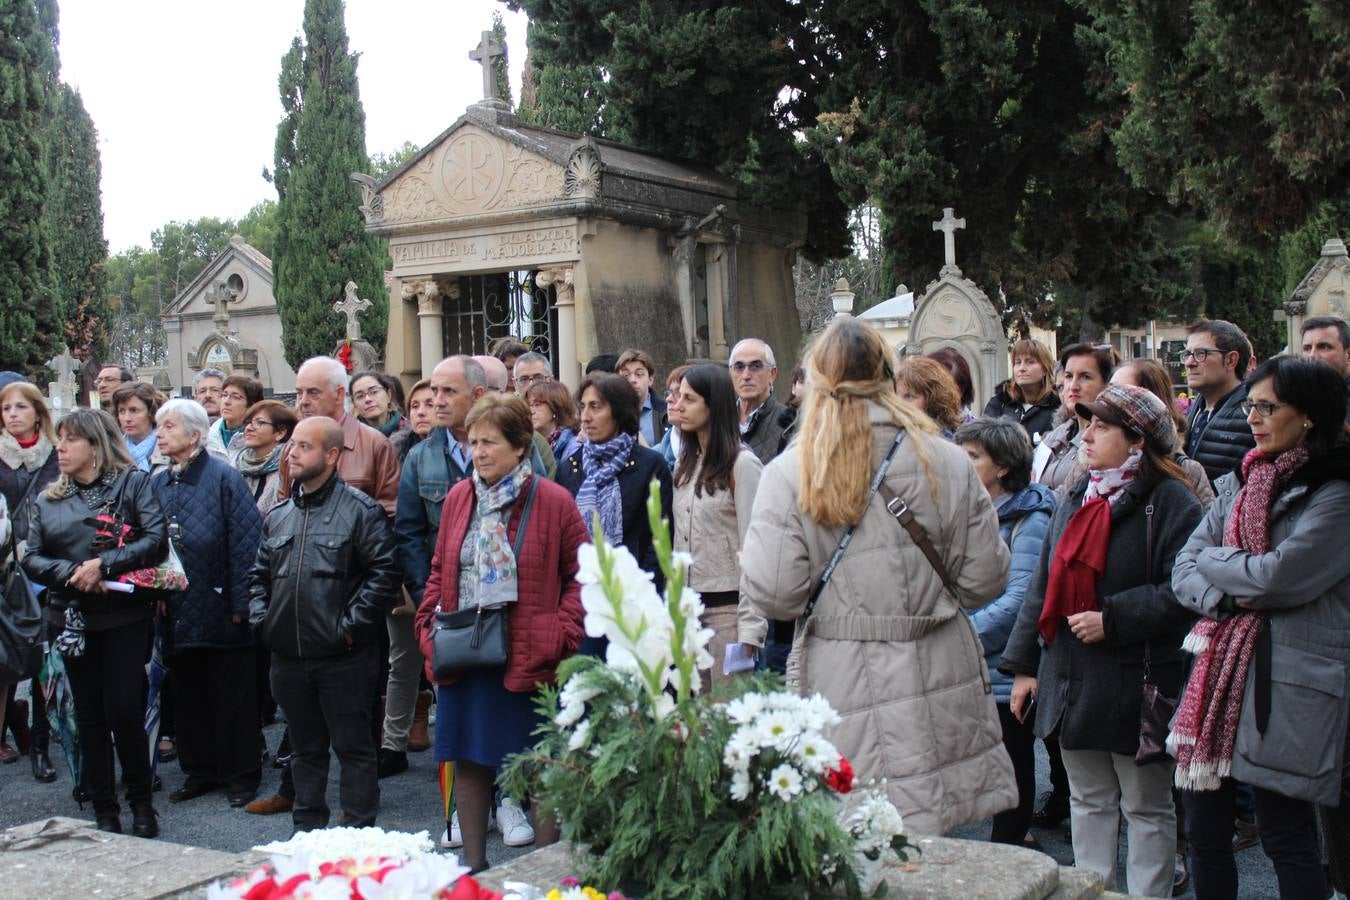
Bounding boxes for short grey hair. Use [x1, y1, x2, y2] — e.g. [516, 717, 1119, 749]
[157, 398, 211, 444]
[953, 417, 1033, 493]
[193, 368, 227, 389]
[298, 356, 348, 391]
[446, 355, 487, 389]
[514, 351, 550, 371]
[729, 338, 776, 369]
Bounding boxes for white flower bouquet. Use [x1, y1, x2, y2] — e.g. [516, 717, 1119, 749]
[502, 482, 913, 899]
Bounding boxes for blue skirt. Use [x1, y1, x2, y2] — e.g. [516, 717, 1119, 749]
[433, 668, 544, 770]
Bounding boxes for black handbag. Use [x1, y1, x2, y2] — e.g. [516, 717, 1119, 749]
[0, 497, 43, 683]
[432, 477, 538, 680]
[1135, 499, 1177, 766]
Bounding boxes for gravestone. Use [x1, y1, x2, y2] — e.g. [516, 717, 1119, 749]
[903, 206, 1008, 410]
[1282, 236, 1350, 349]
[333, 280, 383, 372]
[46, 346, 80, 415]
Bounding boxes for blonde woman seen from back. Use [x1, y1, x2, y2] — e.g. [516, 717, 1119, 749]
[740, 318, 1016, 836]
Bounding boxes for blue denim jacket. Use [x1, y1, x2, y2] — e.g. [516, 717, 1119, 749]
[394, 428, 471, 597]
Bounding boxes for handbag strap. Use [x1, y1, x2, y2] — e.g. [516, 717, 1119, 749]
[800, 430, 907, 624]
[1143, 498, 1155, 681]
[876, 482, 960, 600]
[511, 476, 539, 558]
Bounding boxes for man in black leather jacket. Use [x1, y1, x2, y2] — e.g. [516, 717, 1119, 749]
[248, 417, 400, 832]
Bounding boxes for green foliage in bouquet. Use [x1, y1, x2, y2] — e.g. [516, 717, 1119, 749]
[503, 482, 914, 899]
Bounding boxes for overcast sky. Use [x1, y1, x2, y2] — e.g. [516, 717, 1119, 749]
[58, 0, 529, 253]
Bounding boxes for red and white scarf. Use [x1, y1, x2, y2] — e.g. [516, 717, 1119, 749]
[1170, 444, 1310, 790]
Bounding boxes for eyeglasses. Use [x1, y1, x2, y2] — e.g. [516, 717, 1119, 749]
[729, 360, 768, 373]
[1239, 399, 1289, 418]
[1181, 348, 1224, 363]
[95, 376, 123, 385]
[516, 374, 551, 386]
[351, 387, 387, 402]
[195, 387, 222, 397]
[222, 391, 248, 403]
[244, 419, 274, 430]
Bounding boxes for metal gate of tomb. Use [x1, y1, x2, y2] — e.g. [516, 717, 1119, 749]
[443, 271, 556, 369]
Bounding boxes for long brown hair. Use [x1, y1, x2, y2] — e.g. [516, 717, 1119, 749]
[46, 408, 135, 499]
[1008, 339, 1055, 404]
[798, 319, 937, 526]
[0, 381, 58, 445]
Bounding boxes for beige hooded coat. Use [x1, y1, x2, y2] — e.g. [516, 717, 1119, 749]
[740, 404, 1017, 835]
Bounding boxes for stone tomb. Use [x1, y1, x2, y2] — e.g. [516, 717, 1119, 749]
[1282, 236, 1350, 350]
[354, 78, 807, 391]
[161, 235, 296, 396]
[902, 208, 1009, 411]
[0, 817, 1126, 899]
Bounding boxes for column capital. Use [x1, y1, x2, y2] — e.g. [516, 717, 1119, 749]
[537, 266, 575, 307]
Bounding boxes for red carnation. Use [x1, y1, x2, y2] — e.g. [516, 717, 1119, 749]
[445, 875, 504, 900]
[825, 756, 855, 794]
[338, 340, 354, 373]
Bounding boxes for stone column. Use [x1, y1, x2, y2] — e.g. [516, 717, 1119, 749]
[404, 280, 446, 380]
[538, 266, 579, 391]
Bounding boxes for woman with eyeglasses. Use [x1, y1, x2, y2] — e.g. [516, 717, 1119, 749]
[525, 380, 580, 464]
[350, 370, 408, 443]
[234, 400, 298, 515]
[207, 375, 264, 460]
[654, 365, 692, 468]
[1172, 356, 1350, 900]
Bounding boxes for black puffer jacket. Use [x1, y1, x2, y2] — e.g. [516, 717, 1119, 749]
[23, 468, 169, 630]
[982, 382, 1062, 444]
[1000, 474, 1203, 755]
[249, 472, 399, 660]
[1186, 384, 1255, 485]
[153, 451, 262, 650]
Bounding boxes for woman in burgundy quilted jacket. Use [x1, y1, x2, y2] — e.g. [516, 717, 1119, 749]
[415, 393, 587, 874]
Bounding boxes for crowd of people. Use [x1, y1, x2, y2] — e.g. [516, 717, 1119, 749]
[1, 312, 1349, 899]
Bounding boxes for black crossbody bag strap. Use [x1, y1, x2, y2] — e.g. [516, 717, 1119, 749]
[511, 476, 539, 557]
[799, 431, 906, 624]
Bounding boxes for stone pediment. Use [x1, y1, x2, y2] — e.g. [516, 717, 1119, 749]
[357, 123, 568, 231]
[1285, 237, 1349, 318]
[163, 235, 274, 317]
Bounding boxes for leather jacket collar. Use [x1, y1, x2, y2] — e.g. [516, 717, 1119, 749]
[294, 470, 342, 508]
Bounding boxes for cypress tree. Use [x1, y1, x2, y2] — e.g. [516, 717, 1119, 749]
[46, 83, 109, 364]
[0, 0, 58, 372]
[271, 0, 387, 368]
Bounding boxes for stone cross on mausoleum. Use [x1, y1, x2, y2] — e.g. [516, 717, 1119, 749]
[46, 345, 80, 412]
[206, 280, 236, 335]
[469, 30, 505, 103]
[334, 281, 371, 342]
[932, 207, 966, 269]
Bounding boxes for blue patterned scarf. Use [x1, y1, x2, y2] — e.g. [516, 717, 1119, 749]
[577, 432, 634, 543]
[470, 459, 532, 608]
[124, 430, 157, 472]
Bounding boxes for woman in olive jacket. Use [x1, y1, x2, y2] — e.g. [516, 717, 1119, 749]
[23, 409, 169, 838]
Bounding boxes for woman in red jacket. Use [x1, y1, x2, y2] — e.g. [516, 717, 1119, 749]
[415, 393, 587, 874]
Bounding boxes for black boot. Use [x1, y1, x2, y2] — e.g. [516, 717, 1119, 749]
[131, 802, 158, 839]
[95, 813, 122, 834]
[30, 732, 56, 783]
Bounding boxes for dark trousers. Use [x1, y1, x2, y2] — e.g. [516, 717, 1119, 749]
[63, 619, 153, 815]
[992, 702, 1037, 844]
[1182, 780, 1326, 899]
[170, 645, 260, 793]
[270, 643, 379, 832]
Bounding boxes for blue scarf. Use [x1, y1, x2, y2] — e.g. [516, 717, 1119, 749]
[577, 432, 634, 544]
[124, 430, 157, 472]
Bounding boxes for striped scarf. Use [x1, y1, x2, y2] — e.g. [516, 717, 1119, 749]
[1170, 444, 1310, 790]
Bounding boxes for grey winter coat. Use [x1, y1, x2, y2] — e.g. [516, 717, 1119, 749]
[1001, 475, 1203, 755]
[741, 403, 1016, 835]
[1172, 448, 1350, 805]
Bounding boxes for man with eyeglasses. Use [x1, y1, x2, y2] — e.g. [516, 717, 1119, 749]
[729, 338, 794, 464]
[1299, 316, 1350, 422]
[512, 352, 553, 396]
[617, 349, 666, 447]
[193, 368, 227, 422]
[1182, 319, 1255, 485]
[95, 365, 134, 406]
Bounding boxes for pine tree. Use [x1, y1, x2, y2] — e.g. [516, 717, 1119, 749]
[0, 0, 58, 372]
[46, 83, 109, 364]
[271, 0, 387, 368]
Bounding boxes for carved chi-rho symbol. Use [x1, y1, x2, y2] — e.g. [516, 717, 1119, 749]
[444, 133, 497, 203]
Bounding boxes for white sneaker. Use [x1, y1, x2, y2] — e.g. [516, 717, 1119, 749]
[440, 812, 462, 849]
[439, 808, 496, 850]
[496, 798, 535, 847]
